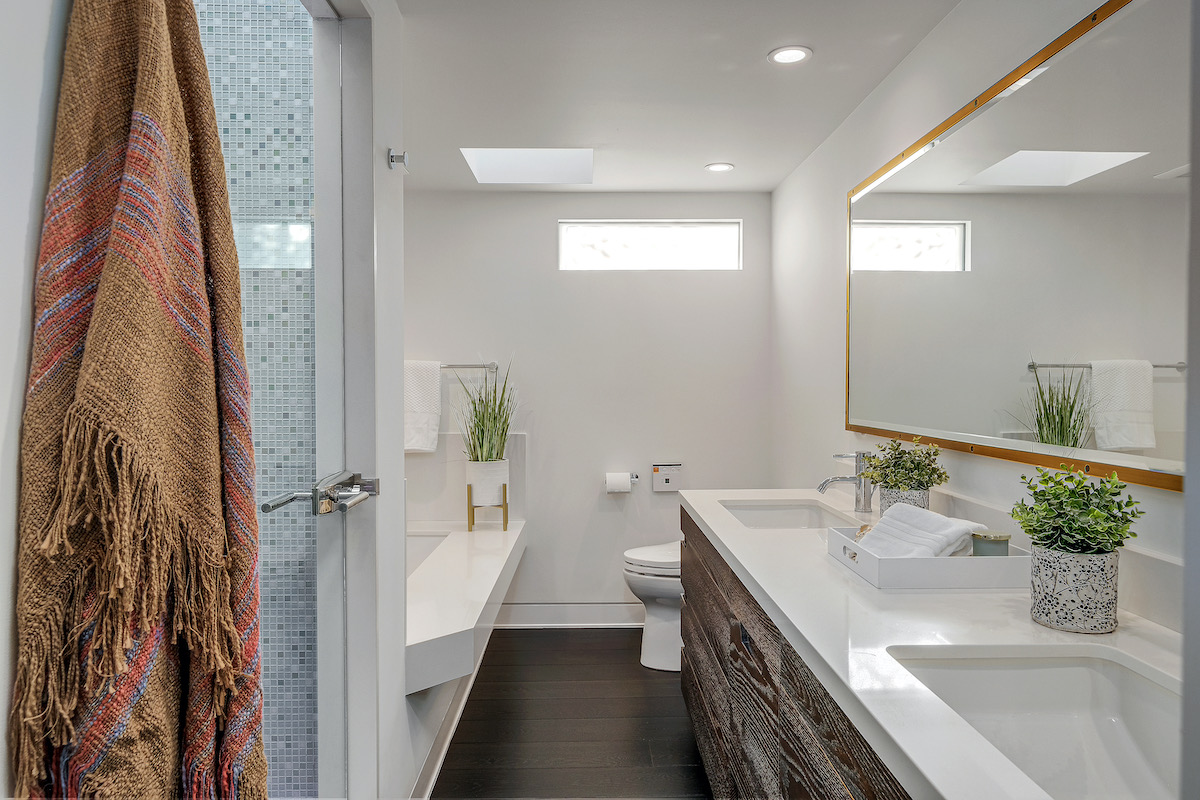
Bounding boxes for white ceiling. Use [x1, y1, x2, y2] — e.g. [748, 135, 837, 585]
[397, 0, 960, 192]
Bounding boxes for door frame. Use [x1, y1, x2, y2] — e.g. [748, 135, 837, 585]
[307, 1, 407, 797]
[312, 11, 349, 798]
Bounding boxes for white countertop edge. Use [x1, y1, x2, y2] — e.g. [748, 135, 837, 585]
[678, 489, 1182, 800]
[406, 520, 526, 647]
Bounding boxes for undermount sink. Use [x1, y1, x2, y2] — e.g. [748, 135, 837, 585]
[719, 499, 856, 529]
[888, 645, 1181, 800]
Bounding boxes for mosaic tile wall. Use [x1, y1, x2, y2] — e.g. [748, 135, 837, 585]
[196, 2, 319, 796]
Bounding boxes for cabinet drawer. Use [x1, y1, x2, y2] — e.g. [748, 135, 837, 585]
[778, 681, 855, 799]
[682, 648, 739, 800]
[682, 601, 729, 722]
[729, 616, 780, 799]
[781, 640, 910, 800]
[681, 532, 732, 680]
[684, 509, 782, 680]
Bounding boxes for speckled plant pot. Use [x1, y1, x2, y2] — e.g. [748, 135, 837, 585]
[878, 488, 929, 515]
[1030, 545, 1119, 634]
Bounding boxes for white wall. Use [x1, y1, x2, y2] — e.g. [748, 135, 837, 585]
[0, 3, 72, 796]
[850, 191, 1187, 460]
[770, 0, 1185, 624]
[1181, 1, 1200, 791]
[405, 191, 773, 625]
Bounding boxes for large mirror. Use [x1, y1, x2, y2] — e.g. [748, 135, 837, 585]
[847, 0, 1186, 491]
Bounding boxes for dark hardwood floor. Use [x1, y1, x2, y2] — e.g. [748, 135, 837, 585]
[432, 628, 712, 799]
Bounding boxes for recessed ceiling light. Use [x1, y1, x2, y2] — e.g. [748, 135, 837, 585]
[963, 150, 1148, 187]
[460, 147, 593, 184]
[768, 45, 812, 65]
[705, 162, 735, 173]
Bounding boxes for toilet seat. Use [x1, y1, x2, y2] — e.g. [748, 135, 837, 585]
[623, 541, 681, 571]
[623, 563, 680, 578]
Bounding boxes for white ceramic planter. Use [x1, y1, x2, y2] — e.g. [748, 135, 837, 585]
[466, 459, 509, 506]
[878, 488, 930, 515]
[1030, 545, 1119, 633]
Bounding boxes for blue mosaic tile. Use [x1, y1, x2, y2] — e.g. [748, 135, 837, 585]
[198, 2, 318, 796]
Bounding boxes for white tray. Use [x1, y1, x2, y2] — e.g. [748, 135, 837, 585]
[826, 527, 1030, 590]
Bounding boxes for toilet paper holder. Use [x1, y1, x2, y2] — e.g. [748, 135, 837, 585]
[604, 472, 639, 491]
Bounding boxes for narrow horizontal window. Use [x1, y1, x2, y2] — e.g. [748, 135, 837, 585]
[559, 220, 742, 271]
[851, 220, 970, 272]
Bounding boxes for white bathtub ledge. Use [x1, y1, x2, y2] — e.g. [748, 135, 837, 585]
[405, 521, 526, 694]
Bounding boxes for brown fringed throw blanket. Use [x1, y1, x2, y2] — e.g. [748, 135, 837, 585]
[11, 0, 266, 796]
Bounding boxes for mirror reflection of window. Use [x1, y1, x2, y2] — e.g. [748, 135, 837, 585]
[850, 220, 969, 272]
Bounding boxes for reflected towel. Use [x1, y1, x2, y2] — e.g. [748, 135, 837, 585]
[405, 360, 442, 452]
[858, 503, 985, 558]
[1091, 360, 1155, 451]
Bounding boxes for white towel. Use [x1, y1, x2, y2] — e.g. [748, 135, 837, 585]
[858, 504, 985, 559]
[404, 360, 442, 453]
[1090, 360, 1155, 451]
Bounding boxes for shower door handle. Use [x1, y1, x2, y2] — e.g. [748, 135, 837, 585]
[261, 470, 380, 515]
[261, 491, 310, 513]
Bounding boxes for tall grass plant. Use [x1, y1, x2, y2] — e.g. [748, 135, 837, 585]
[455, 364, 516, 462]
[1027, 368, 1090, 449]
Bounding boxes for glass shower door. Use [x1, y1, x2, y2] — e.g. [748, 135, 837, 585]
[197, 2, 346, 796]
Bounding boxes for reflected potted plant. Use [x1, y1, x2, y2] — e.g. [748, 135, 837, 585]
[456, 365, 516, 509]
[857, 438, 949, 514]
[1011, 466, 1142, 633]
[1023, 367, 1091, 448]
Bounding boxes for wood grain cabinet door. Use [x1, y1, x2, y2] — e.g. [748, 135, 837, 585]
[778, 677, 856, 799]
[681, 521, 738, 798]
[729, 617, 782, 798]
[682, 643, 739, 800]
[780, 640, 911, 800]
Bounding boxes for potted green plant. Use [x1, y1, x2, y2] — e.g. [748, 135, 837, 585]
[1023, 367, 1091, 448]
[857, 438, 949, 514]
[1011, 466, 1142, 633]
[456, 365, 516, 510]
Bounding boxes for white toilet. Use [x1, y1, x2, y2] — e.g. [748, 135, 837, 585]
[623, 541, 683, 671]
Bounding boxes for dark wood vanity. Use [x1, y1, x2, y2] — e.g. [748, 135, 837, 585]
[680, 507, 911, 800]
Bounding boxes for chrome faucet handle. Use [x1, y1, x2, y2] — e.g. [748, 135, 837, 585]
[833, 451, 872, 472]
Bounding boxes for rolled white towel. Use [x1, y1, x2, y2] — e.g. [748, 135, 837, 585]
[858, 503, 986, 558]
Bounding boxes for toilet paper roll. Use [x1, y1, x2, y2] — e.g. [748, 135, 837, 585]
[605, 472, 632, 493]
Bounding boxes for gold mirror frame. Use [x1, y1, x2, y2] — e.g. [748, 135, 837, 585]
[844, 0, 1182, 493]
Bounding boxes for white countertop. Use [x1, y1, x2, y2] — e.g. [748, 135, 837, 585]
[406, 521, 526, 694]
[679, 489, 1183, 800]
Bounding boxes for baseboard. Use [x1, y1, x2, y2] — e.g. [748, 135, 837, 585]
[410, 671, 478, 800]
[494, 602, 644, 628]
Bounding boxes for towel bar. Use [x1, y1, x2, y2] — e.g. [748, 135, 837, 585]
[441, 362, 498, 372]
[1027, 361, 1186, 372]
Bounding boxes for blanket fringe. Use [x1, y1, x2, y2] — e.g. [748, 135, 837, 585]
[9, 569, 87, 798]
[12, 405, 243, 797]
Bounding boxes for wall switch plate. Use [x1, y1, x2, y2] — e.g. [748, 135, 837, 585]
[652, 463, 683, 492]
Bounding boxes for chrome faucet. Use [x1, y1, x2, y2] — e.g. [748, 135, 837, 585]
[817, 452, 874, 513]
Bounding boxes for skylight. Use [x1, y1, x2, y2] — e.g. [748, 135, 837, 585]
[963, 150, 1148, 187]
[460, 148, 594, 184]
